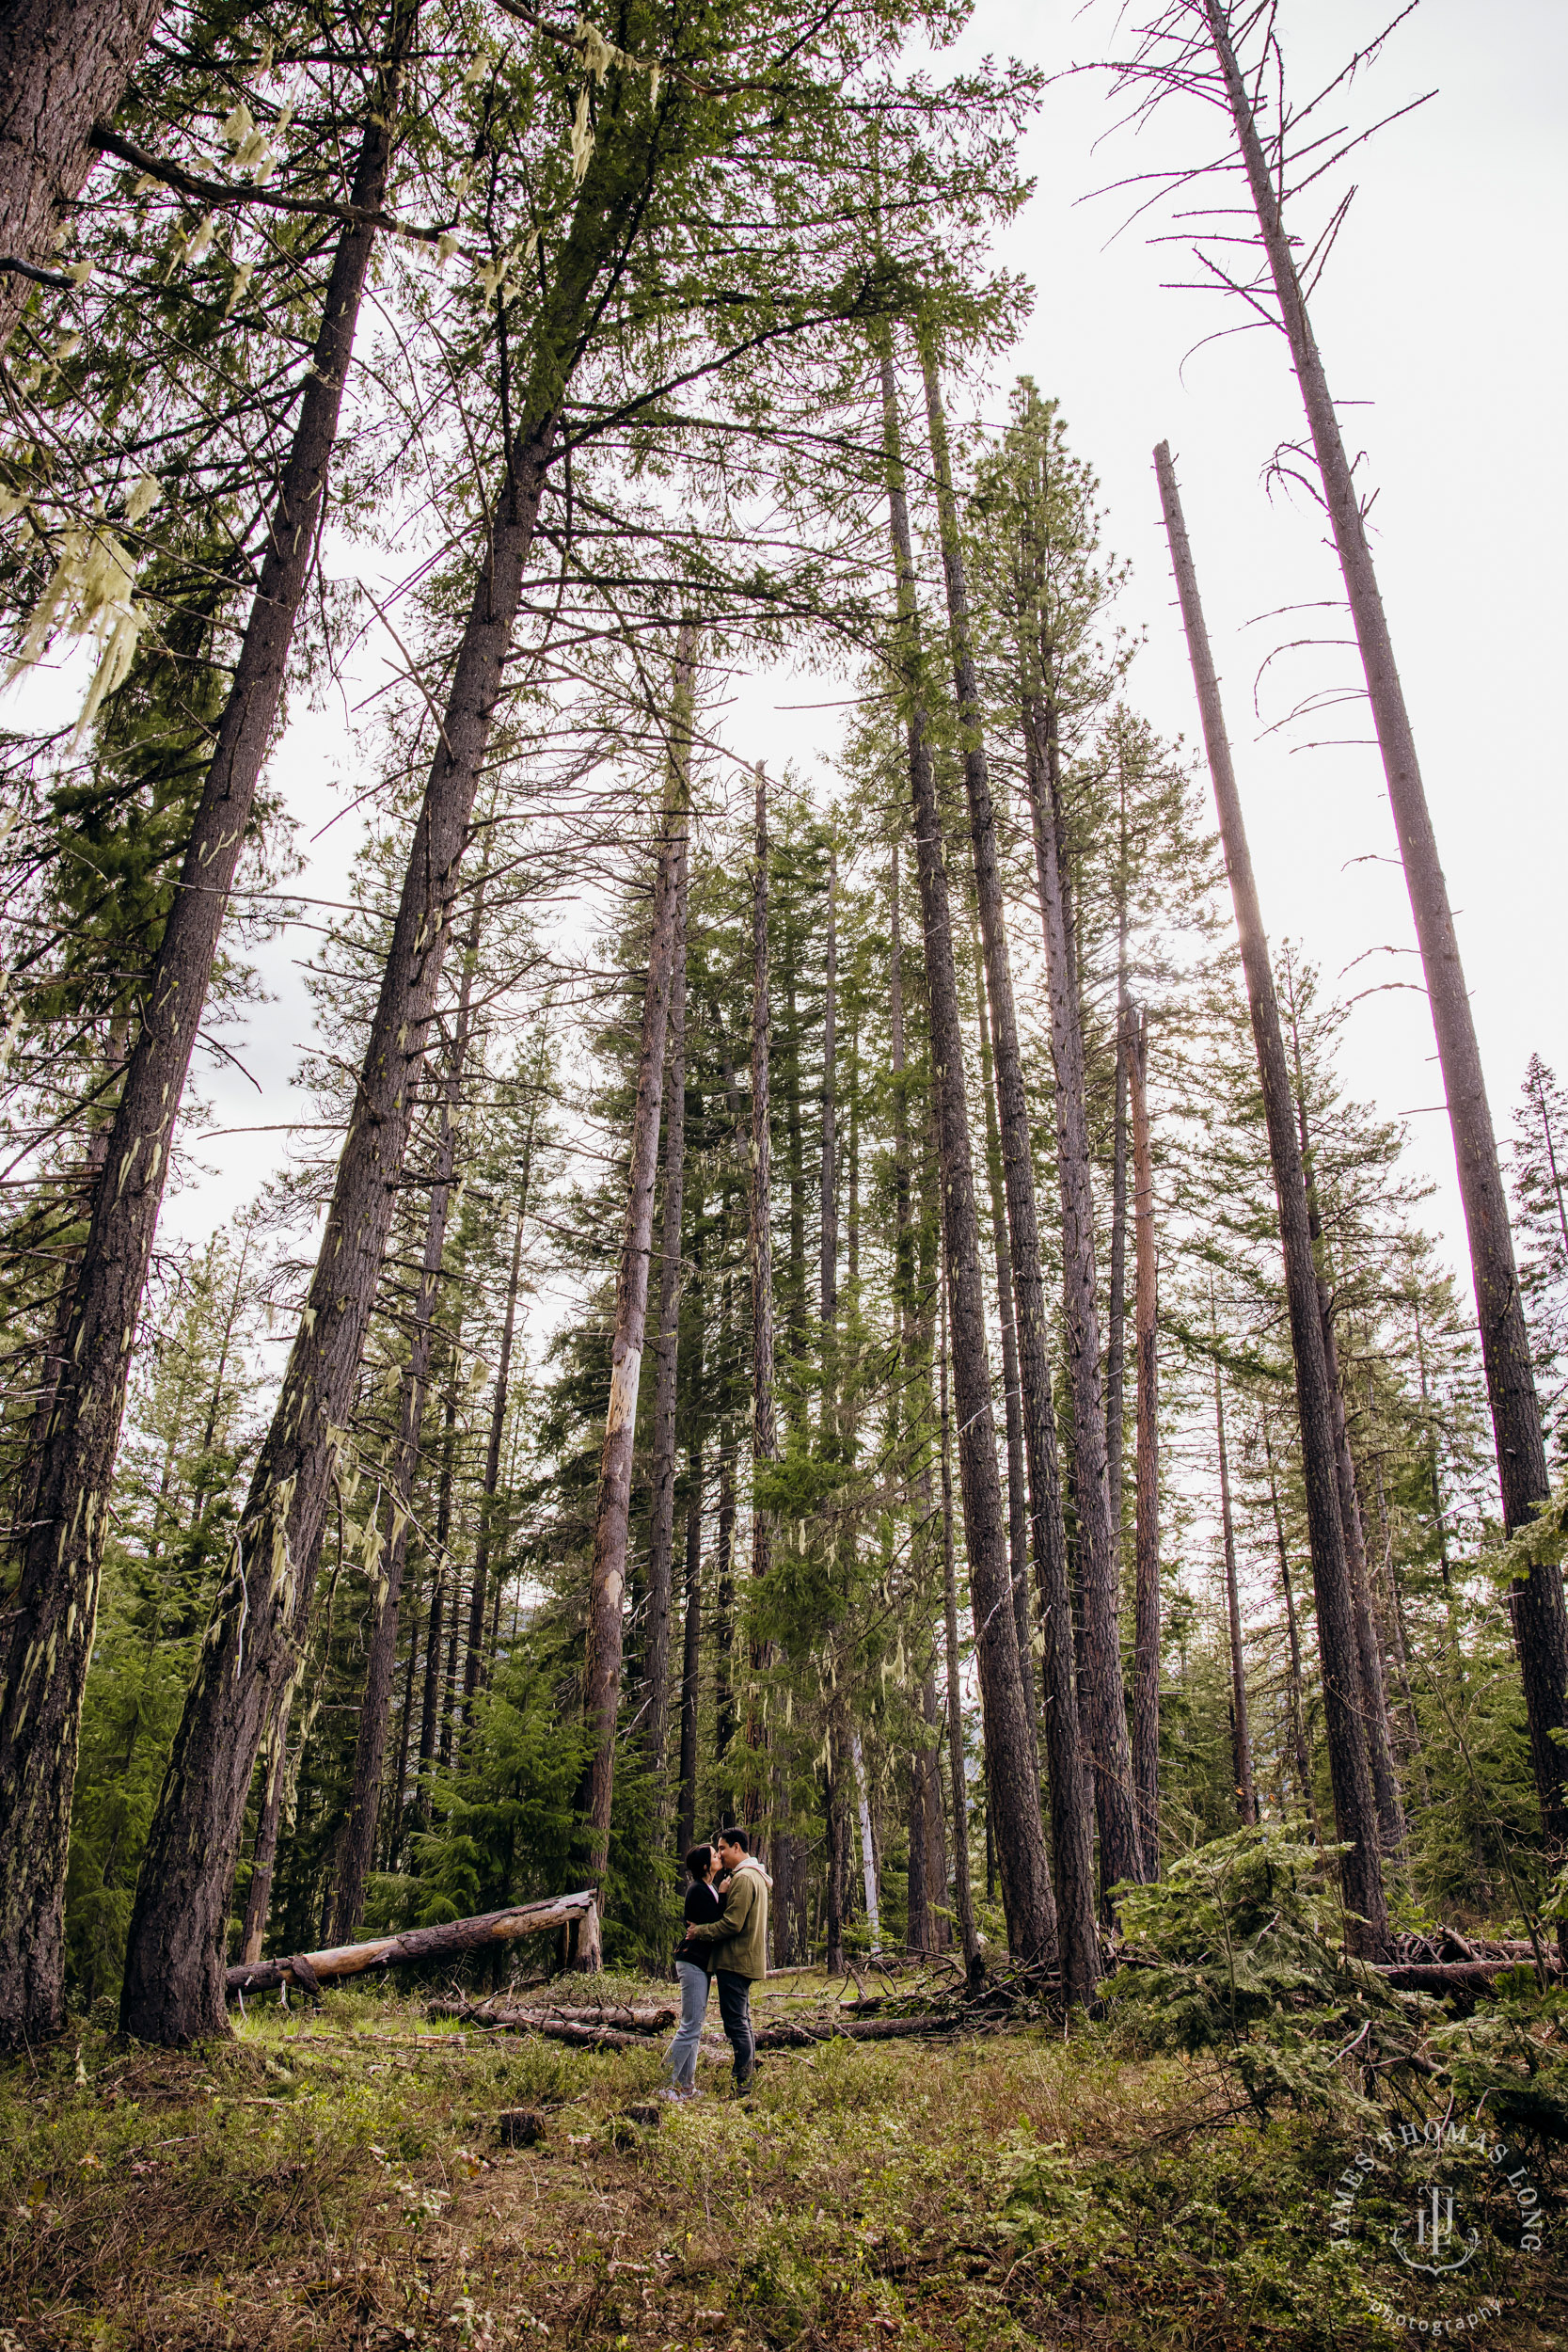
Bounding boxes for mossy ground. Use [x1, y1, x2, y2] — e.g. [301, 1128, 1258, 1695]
[1, 1973, 1562, 2349]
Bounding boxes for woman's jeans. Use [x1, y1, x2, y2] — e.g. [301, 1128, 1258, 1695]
[665, 1961, 710, 2089]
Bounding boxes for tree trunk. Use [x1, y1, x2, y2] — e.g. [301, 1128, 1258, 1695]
[0, 60, 408, 2052]
[938, 1290, 980, 1977]
[327, 1131, 457, 1945]
[328, 905, 486, 1940]
[1205, 0, 1568, 1867]
[1213, 1357, 1257, 1828]
[884, 343, 1057, 1970]
[676, 1454, 703, 1857]
[820, 845, 838, 1336]
[430, 1293, 467, 1781]
[1019, 693, 1144, 1898]
[642, 628, 699, 1781]
[1264, 1419, 1322, 1844]
[120, 133, 649, 2045]
[1106, 822, 1132, 1551]
[850, 1728, 880, 1950]
[0, 0, 168, 351]
[747, 763, 776, 1821]
[972, 913, 1041, 1785]
[461, 1192, 527, 1732]
[714, 1405, 737, 1805]
[239, 1689, 294, 1969]
[915, 332, 1097, 1985]
[906, 1736, 930, 1955]
[1128, 1007, 1161, 1870]
[1153, 438, 1388, 1956]
[581, 798, 685, 1870]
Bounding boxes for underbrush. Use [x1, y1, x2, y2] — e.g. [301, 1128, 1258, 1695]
[0, 1970, 1562, 2349]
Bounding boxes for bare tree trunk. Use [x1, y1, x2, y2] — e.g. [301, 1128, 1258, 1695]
[823, 1748, 850, 1975]
[939, 1282, 979, 1978]
[643, 628, 699, 1783]
[1020, 695, 1144, 1895]
[906, 1733, 930, 1954]
[326, 1078, 466, 1947]
[1128, 1007, 1161, 1870]
[0, 0, 167, 351]
[430, 1295, 467, 1780]
[239, 1689, 294, 1968]
[714, 1403, 737, 1807]
[747, 764, 776, 1829]
[1154, 439, 1388, 1956]
[821, 846, 838, 1335]
[1264, 1421, 1323, 1846]
[884, 343, 1057, 1969]
[676, 1456, 703, 1857]
[972, 913, 1040, 1784]
[915, 333, 1097, 1983]
[0, 57, 410, 2051]
[120, 132, 649, 2044]
[461, 1195, 528, 1734]
[850, 1729, 880, 1949]
[1206, 0, 1568, 1867]
[581, 795, 685, 1872]
[1106, 806, 1132, 1550]
[1213, 1356, 1257, 1828]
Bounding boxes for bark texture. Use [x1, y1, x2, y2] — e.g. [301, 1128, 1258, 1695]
[1205, 0, 1568, 1862]
[1154, 437, 1388, 1955]
[0, 71, 405, 2052]
[0, 0, 166, 350]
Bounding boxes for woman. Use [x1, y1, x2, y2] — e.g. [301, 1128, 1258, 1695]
[663, 1843, 722, 2097]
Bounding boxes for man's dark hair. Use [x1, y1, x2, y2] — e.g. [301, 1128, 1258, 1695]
[684, 1843, 713, 1882]
[719, 1825, 750, 1852]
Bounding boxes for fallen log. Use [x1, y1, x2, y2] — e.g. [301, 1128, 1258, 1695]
[1372, 1958, 1562, 1997]
[436, 1998, 676, 2032]
[227, 1890, 600, 1996]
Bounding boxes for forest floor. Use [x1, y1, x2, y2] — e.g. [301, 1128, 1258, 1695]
[1, 1971, 1563, 2352]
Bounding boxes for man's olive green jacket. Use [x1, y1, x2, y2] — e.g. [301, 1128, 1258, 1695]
[683, 1856, 772, 1979]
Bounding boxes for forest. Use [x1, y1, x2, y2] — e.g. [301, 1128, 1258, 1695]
[0, 0, 1563, 2344]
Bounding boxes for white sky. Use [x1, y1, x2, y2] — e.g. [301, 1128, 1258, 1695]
[24, 0, 1560, 1346]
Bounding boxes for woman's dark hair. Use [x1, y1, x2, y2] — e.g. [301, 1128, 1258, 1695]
[684, 1843, 714, 1883]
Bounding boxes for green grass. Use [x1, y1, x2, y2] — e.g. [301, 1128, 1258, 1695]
[0, 1974, 1562, 2348]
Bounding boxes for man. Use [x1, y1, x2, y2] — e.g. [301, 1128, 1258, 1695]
[680, 1826, 770, 2093]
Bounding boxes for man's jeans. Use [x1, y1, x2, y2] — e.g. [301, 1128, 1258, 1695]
[665, 1961, 710, 2090]
[715, 1968, 755, 2089]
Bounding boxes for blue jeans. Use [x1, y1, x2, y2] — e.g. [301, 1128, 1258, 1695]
[665, 1960, 710, 2090]
[716, 1968, 755, 2089]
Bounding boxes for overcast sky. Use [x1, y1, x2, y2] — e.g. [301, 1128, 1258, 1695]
[120, 0, 1565, 1316]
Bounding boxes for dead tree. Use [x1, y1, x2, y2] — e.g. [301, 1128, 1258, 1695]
[1154, 438, 1387, 1956]
[1200, 0, 1568, 1865]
